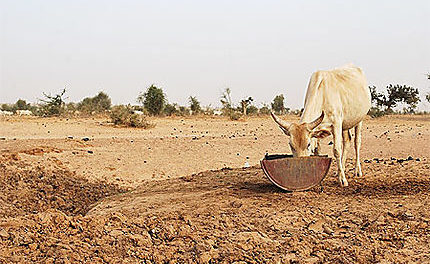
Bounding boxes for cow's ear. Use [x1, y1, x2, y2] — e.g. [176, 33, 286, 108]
[311, 129, 331, 139]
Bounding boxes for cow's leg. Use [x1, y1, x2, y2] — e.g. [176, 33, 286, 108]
[354, 121, 363, 177]
[332, 123, 348, 187]
[311, 137, 321, 155]
[315, 139, 321, 155]
[342, 129, 352, 170]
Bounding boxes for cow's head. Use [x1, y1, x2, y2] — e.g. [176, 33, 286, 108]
[271, 111, 331, 157]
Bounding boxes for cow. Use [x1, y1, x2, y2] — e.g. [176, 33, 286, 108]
[16, 110, 33, 116]
[271, 64, 371, 187]
[0, 110, 13, 116]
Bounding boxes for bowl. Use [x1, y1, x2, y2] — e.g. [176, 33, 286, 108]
[260, 154, 332, 191]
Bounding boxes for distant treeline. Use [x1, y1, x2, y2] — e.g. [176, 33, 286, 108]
[1, 75, 430, 122]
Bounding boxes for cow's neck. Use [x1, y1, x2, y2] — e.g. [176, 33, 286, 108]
[299, 87, 323, 124]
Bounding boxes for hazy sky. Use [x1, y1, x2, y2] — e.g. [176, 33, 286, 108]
[1, 0, 429, 110]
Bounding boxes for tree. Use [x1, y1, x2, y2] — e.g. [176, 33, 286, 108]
[78, 91, 112, 114]
[240, 97, 253, 115]
[39, 89, 67, 116]
[259, 104, 271, 115]
[189, 96, 201, 114]
[220, 88, 241, 120]
[370, 84, 420, 113]
[220, 88, 233, 110]
[271, 94, 285, 114]
[15, 99, 30, 110]
[137, 85, 166, 116]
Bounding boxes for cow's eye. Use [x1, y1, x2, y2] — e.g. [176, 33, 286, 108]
[307, 143, 311, 149]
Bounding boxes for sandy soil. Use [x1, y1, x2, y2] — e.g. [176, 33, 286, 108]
[0, 115, 429, 263]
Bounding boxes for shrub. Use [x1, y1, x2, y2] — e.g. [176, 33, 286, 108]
[220, 88, 242, 120]
[247, 105, 258, 115]
[164, 103, 178, 116]
[228, 111, 242, 120]
[110, 105, 154, 128]
[271, 94, 285, 114]
[368, 107, 385, 118]
[78, 92, 111, 114]
[189, 96, 201, 114]
[137, 85, 166, 116]
[259, 104, 271, 115]
[38, 89, 67, 117]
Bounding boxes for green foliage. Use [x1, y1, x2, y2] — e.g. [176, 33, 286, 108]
[1, 99, 35, 114]
[137, 85, 166, 116]
[271, 94, 285, 114]
[370, 84, 420, 114]
[15, 99, 30, 110]
[38, 89, 67, 117]
[110, 105, 154, 128]
[259, 104, 271, 115]
[164, 103, 178, 116]
[189, 96, 201, 114]
[78, 92, 111, 114]
[246, 105, 258, 115]
[368, 107, 385, 118]
[178, 106, 190, 116]
[1, 104, 13, 112]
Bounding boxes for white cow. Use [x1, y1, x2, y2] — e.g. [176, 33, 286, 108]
[16, 110, 33, 116]
[271, 64, 371, 187]
[0, 110, 13, 116]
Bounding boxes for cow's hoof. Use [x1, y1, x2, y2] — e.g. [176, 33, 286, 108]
[340, 178, 349, 187]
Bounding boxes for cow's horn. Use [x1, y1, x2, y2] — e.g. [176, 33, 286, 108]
[271, 112, 291, 134]
[307, 111, 325, 130]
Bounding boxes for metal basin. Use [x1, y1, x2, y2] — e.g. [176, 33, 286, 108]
[261, 154, 332, 191]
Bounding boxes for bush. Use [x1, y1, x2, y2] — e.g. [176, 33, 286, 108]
[259, 104, 271, 115]
[78, 92, 111, 114]
[38, 89, 67, 117]
[228, 111, 242, 120]
[110, 105, 154, 128]
[271, 94, 285, 114]
[247, 105, 258, 115]
[137, 85, 166, 116]
[164, 103, 178, 116]
[189, 96, 201, 114]
[368, 107, 385, 118]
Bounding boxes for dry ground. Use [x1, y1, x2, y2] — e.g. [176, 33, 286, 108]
[0, 115, 429, 263]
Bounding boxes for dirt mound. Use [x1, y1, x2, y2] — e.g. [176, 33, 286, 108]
[1, 155, 429, 263]
[0, 154, 126, 218]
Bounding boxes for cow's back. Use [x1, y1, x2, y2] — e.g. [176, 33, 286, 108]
[301, 65, 371, 130]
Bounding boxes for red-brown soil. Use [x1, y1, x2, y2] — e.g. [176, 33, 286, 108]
[0, 115, 429, 263]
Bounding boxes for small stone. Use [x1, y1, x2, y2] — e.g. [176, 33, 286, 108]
[0, 230, 9, 238]
[82, 137, 90, 141]
[88, 150, 93, 154]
